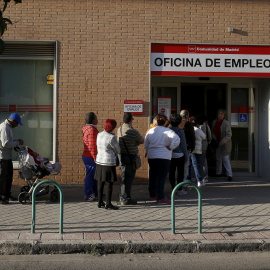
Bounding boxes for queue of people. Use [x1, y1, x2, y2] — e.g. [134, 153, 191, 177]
[0, 109, 232, 207]
[81, 109, 232, 207]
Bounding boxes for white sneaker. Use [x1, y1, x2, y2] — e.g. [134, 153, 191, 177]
[177, 190, 187, 196]
[197, 181, 204, 188]
[85, 193, 97, 202]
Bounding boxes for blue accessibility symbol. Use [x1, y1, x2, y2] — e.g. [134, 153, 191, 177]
[239, 113, 248, 123]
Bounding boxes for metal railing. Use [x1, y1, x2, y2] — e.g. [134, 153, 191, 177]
[171, 182, 202, 234]
[31, 180, 64, 234]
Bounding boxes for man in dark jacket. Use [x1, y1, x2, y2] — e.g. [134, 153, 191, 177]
[117, 112, 144, 205]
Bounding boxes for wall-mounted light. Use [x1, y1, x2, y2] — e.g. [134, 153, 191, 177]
[228, 27, 248, 36]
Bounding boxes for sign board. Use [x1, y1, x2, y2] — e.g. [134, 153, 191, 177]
[151, 43, 270, 77]
[231, 113, 239, 126]
[239, 113, 248, 123]
[124, 100, 143, 114]
[47, 75, 54, 84]
[158, 96, 171, 118]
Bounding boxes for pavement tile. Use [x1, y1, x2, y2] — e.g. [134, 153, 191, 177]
[41, 233, 63, 240]
[3, 181, 270, 248]
[84, 233, 100, 240]
[100, 233, 121, 240]
[243, 232, 265, 239]
[161, 232, 185, 240]
[259, 231, 270, 238]
[63, 233, 84, 240]
[120, 232, 143, 240]
[19, 233, 41, 240]
[202, 233, 226, 240]
[141, 232, 163, 240]
[222, 232, 248, 240]
[182, 233, 205, 240]
[0, 232, 19, 240]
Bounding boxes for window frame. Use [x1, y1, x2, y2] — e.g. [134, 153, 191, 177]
[0, 40, 58, 168]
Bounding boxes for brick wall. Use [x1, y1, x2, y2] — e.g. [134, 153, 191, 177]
[4, 0, 270, 185]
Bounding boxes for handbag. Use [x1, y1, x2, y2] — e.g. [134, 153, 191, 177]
[133, 154, 141, 170]
[120, 126, 141, 170]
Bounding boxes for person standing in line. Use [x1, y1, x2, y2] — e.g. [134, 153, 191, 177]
[186, 116, 206, 188]
[179, 109, 195, 153]
[144, 114, 180, 204]
[197, 113, 212, 182]
[117, 112, 144, 206]
[169, 114, 189, 195]
[82, 112, 99, 202]
[95, 119, 120, 210]
[179, 109, 195, 180]
[0, 113, 24, 204]
[212, 109, 233, 181]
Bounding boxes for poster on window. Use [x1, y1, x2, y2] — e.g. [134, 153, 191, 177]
[158, 96, 171, 118]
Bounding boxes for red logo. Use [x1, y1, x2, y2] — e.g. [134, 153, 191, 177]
[161, 108, 165, 113]
[188, 45, 196, 53]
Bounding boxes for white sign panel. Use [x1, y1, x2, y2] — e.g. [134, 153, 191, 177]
[124, 100, 143, 114]
[158, 96, 171, 118]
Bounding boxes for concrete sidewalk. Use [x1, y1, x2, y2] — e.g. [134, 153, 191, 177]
[1, 177, 270, 254]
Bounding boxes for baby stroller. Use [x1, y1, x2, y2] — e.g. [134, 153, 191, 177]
[16, 146, 62, 204]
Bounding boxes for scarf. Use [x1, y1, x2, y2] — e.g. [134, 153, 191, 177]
[213, 119, 223, 143]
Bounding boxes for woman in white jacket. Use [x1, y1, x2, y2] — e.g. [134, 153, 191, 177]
[186, 116, 206, 187]
[95, 119, 121, 210]
[144, 114, 180, 204]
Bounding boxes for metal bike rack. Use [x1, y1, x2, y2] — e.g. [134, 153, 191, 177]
[171, 182, 202, 234]
[31, 180, 64, 234]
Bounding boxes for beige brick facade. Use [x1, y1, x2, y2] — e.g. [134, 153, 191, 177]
[3, 0, 270, 184]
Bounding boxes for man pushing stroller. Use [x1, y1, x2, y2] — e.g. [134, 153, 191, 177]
[0, 113, 24, 204]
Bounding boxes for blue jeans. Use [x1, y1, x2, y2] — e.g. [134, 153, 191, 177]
[120, 154, 136, 203]
[148, 159, 171, 200]
[187, 153, 202, 182]
[82, 156, 97, 197]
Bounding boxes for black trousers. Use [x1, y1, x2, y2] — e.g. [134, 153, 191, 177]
[98, 181, 113, 205]
[169, 156, 185, 190]
[0, 159, 13, 199]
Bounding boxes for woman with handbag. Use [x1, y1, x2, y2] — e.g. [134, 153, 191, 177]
[212, 109, 233, 181]
[94, 119, 121, 210]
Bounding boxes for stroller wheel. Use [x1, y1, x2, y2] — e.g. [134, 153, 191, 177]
[18, 192, 31, 204]
[49, 190, 59, 202]
[21, 185, 30, 193]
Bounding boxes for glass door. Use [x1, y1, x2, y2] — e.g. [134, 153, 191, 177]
[151, 84, 180, 120]
[229, 85, 256, 173]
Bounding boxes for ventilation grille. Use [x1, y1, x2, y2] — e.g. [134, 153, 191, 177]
[0, 41, 55, 59]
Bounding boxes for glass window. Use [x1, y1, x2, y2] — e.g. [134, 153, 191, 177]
[151, 87, 178, 117]
[0, 60, 54, 161]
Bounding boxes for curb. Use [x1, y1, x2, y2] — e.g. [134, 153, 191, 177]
[1, 239, 270, 255]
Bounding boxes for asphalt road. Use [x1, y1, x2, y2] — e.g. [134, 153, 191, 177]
[1, 252, 270, 270]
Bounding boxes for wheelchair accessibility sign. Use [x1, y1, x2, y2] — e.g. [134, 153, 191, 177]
[239, 113, 248, 123]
